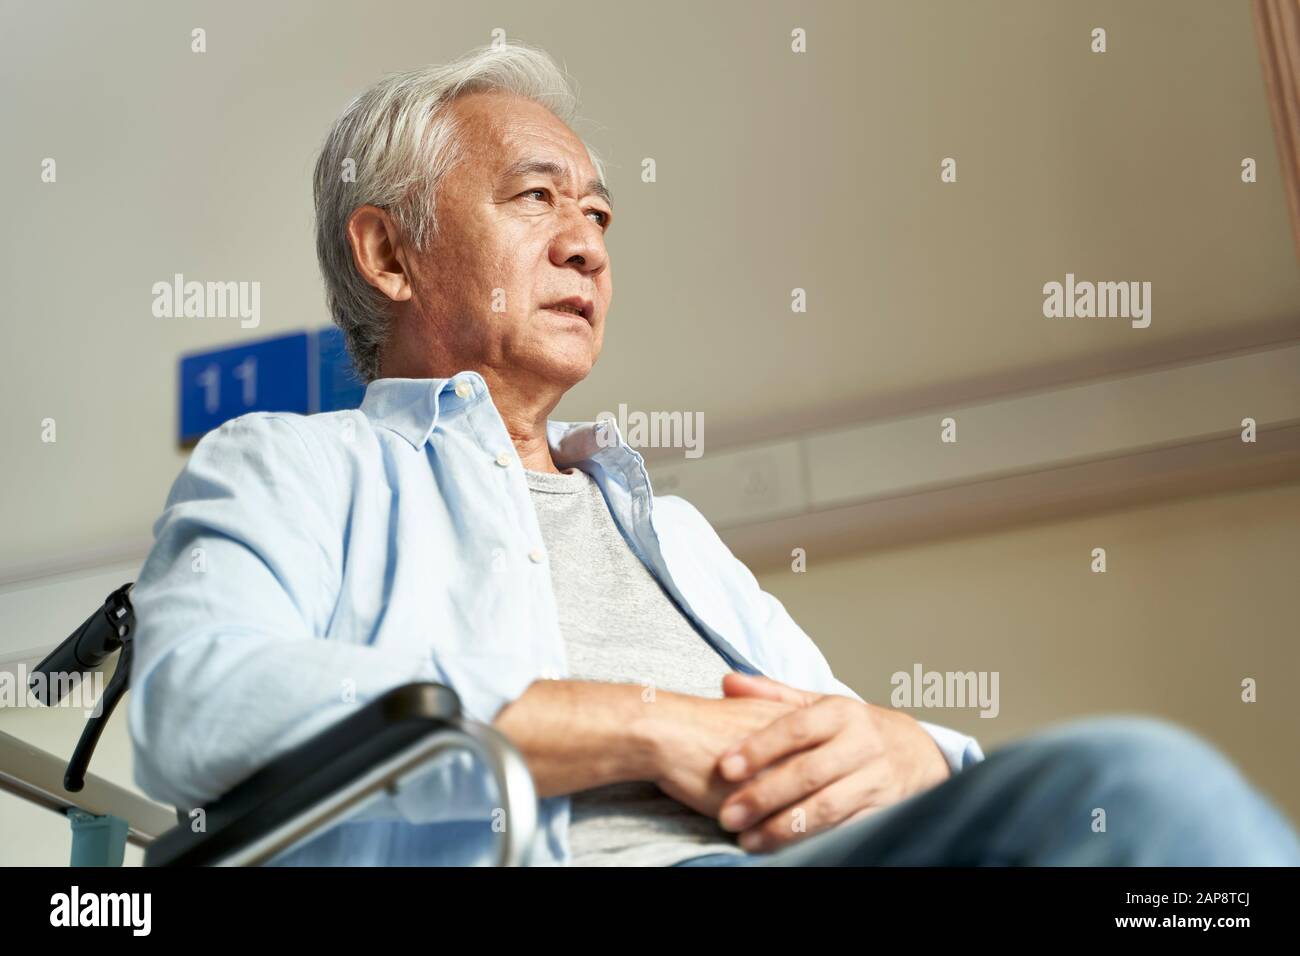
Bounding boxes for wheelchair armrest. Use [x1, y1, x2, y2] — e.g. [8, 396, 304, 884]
[143, 682, 537, 867]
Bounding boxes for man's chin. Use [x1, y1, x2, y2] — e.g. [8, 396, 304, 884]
[523, 353, 597, 395]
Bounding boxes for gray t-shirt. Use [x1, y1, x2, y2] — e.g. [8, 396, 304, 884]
[525, 465, 747, 866]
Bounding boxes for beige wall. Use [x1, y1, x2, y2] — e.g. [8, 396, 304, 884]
[757, 479, 1300, 824]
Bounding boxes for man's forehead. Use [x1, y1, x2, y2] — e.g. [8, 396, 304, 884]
[453, 92, 600, 184]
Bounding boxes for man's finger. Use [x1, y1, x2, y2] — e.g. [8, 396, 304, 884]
[721, 672, 818, 707]
[718, 697, 844, 782]
[738, 770, 887, 853]
[718, 733, 862, 833]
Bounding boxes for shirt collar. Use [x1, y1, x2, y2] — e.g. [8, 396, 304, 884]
[359, 376, 450, 449]
[358, 374, 638, 470]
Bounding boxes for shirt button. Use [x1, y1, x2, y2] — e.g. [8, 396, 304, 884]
[454, 381, 472, 399]
[528, 549, 545, 564]
[495, 452, 511, 467]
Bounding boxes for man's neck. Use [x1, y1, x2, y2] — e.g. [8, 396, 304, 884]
[476, 369, 565, 474]
[507, 428, 560, 473]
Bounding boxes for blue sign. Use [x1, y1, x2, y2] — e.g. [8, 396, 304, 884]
[178, 328, 367, 445]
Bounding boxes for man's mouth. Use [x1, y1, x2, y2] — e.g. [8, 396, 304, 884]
[541, 297, 593, 322]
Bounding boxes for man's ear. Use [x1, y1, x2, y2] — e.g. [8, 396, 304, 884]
[346, 205, 414, 303]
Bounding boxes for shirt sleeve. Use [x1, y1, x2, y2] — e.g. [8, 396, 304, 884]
[127, 413, 500, 822]
[914, 719, 985, 773]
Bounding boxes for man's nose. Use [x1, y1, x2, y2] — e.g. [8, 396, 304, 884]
[549, 211, 608, 276]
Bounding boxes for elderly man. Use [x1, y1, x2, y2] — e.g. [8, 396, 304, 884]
[128, 43, 1299, 866]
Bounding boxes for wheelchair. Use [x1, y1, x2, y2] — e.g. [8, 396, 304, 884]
[10, 583, 538, 866]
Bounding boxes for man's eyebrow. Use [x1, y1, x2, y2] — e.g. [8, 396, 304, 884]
[499, 159, 613, 210]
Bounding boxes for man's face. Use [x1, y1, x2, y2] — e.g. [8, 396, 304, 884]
[404, 90, 613, 392]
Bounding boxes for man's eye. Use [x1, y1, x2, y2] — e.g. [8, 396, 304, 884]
[520, 189, 608, 227]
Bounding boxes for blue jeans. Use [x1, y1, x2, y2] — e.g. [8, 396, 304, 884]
[673, 715, 1300, 866]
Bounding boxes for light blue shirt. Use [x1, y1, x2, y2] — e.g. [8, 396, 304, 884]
[128, 374, 984, 865]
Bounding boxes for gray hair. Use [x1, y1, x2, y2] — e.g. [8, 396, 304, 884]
[312, 42, 606, 383]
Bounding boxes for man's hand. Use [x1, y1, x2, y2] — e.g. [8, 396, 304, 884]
[713, 673, 951, 852]
[647, 693, 799, 819]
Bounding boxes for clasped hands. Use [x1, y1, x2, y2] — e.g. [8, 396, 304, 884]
[653, 673, 952, 854]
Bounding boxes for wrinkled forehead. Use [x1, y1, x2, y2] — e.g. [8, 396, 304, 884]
[451, 90, 597, 181]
